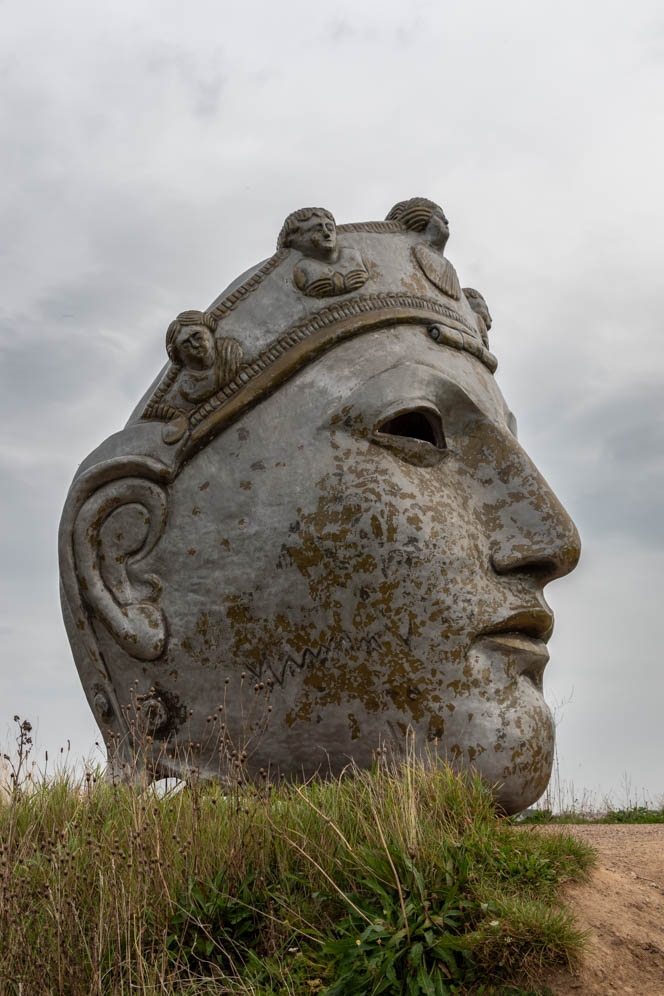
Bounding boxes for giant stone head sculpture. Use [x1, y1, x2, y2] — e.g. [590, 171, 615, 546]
[59, 198, 580, 813]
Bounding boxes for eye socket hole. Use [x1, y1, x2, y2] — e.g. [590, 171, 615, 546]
[376, 409, 445, 449]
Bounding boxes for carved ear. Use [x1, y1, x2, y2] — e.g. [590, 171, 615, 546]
[73, 478, 169, 661]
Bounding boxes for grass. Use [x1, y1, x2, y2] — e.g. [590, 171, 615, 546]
[516, 805, 664, 825]
[516, 756, 664, 825]
[0, 718, 595, 996]
[519, 695, 664, 825]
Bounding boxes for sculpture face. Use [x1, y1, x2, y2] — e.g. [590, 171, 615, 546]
[468, 294, 491, 331]
[140, 328, 578, 812]
[424, 208, 450, 250]
[173, 324, 216, 370]
[288, 212, 337, 257]
[60, 198, 579, 814]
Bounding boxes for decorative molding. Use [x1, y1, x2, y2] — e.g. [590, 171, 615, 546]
[143, 401, 186, 422]
[185, 293, 496, 437]
[142, 365, 181, 421]
[208, 248, 289, 323]
[337, 221, 401, 234]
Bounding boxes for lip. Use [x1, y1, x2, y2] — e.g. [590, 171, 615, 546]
[477, 609, 554, 690]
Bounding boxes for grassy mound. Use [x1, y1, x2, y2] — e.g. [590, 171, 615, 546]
[0, 735, 594, 995]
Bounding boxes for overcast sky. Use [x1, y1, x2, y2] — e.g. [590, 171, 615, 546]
[1, 0, 662, 807]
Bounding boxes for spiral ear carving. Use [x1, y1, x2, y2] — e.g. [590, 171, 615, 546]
[73, 478, 169, 661]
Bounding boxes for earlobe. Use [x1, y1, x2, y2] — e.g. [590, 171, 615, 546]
[73, 478, 169, 661]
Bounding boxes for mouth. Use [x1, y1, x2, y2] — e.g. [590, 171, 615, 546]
[477, 609, 554, 691]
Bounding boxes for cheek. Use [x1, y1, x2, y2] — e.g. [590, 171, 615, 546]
[282, 444, 498, 650]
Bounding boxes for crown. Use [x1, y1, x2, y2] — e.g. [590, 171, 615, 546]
[136, 198, 496, 454]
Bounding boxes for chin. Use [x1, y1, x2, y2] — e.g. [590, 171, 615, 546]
[477, 700, 555, 815]
[426, 684, 555, 816]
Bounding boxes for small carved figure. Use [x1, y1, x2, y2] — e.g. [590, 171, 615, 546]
[463, 287, 492, 347]
[165, 310, 243, 405]
[386, 197, 461, 301]
[278, 207, 369, 298]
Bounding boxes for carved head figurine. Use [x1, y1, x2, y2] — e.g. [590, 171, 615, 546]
[166, 310, 217, 370]
[386, 196, 450, 252]
[59, 199, 580, 813]
[277, 207, 338, 260]
[463, 288, 493, 348]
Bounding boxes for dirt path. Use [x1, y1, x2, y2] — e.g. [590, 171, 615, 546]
[533, 824, 664, 995]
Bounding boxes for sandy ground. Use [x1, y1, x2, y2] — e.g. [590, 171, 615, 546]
[528, 824, 664, 995]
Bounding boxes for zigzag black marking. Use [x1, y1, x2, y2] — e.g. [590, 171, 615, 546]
[247, 632, 385, 687]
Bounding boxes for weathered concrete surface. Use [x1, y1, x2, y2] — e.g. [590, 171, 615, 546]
[59, 198, 580, 813]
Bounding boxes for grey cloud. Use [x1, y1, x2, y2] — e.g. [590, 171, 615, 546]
[559, 386, 664, 547]
[144, 43, 226, 117]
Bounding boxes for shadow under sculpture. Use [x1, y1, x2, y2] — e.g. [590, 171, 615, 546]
[59, 197, 580, 814]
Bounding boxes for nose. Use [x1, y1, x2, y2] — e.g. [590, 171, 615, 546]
[487, 438, 581, 585]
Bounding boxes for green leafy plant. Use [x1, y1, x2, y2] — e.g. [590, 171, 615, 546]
[315, 844, 478, 994]
[602, 806, 664, 824]
[165, 869, 268, 973]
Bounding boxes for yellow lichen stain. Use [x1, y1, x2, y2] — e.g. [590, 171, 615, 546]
[330, 405, 354, 426]
[266, 450, 505, 737]
[199, 481, 210, 491]
[286, 698, 312, 727]
[191, 507, 201, 516]
[274, 613, 294, 634]
[239, 481, 253, 491]
[427, 715, 445, 739]
[347, 712, 361, 740]
[219, 538, 231, 551]
[364, 259, 383, 284]
[188, 548, 197, 556]
[399, 269, 429, 297]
